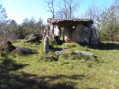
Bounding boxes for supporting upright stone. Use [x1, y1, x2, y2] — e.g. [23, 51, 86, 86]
[44, 36, 49, 53]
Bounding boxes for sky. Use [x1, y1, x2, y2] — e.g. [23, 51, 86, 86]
[0, 0, 114, 24]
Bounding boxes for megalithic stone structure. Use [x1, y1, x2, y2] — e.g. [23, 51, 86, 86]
[47, 18, 99, 45]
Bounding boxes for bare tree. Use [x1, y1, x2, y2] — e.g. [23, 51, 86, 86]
[45, 0, 79, 19]
[68, 0, 79, 18]
[83, 5, 101, 23]
[62, 0, 68, 19]
[56, 0, 80, 19]
[46, 0, 55, 18]
[114, 0, 119, 5]
[69, 0, 73, 18]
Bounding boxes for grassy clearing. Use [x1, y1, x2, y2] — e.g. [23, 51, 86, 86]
[0, 40, 119, 89]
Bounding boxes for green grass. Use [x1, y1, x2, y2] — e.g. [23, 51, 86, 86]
[0, 39, 119, 89]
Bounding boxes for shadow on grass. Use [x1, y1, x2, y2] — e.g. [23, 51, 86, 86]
[49, 45, 63, 51]
[0, 57, 32, 89]
[37, 81, 76, 89]
[37, 74, 84, 89]
[0, 58, 28, 71]
[0, 57, 76, 89]
[80, 42, 119, 50]
[92, 43, 119, 50]
[39, 74, 84, 80]
[0, 57, 98, 89]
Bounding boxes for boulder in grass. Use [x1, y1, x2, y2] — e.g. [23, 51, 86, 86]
[75, 51, 96, 58]
[0, 41, 37, 56]
[45, 54, 58, 61]
[45, 54, 53, 59]
[55, 49, 70, 56]
[26, 33, 42, 43]
[1, 41, 16, 52]
[15, 47, 35, 55]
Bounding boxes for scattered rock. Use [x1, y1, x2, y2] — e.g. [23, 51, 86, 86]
[15, 47, 34, 55]
[55, 49, 69, 56]
[75, 51, 96, 58]
[0, 41, 36, 55]
[26, 33, 42, 43]
[55, 51, 63, 56]
[54, 49, 96, 59]
[45, 54, 57, 61]
[45, 54, 53, 59]
[112, 71, 119, 75]
[1, 41, 16, 52]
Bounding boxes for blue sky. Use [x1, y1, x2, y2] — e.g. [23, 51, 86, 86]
[0, 0, 114, 24]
